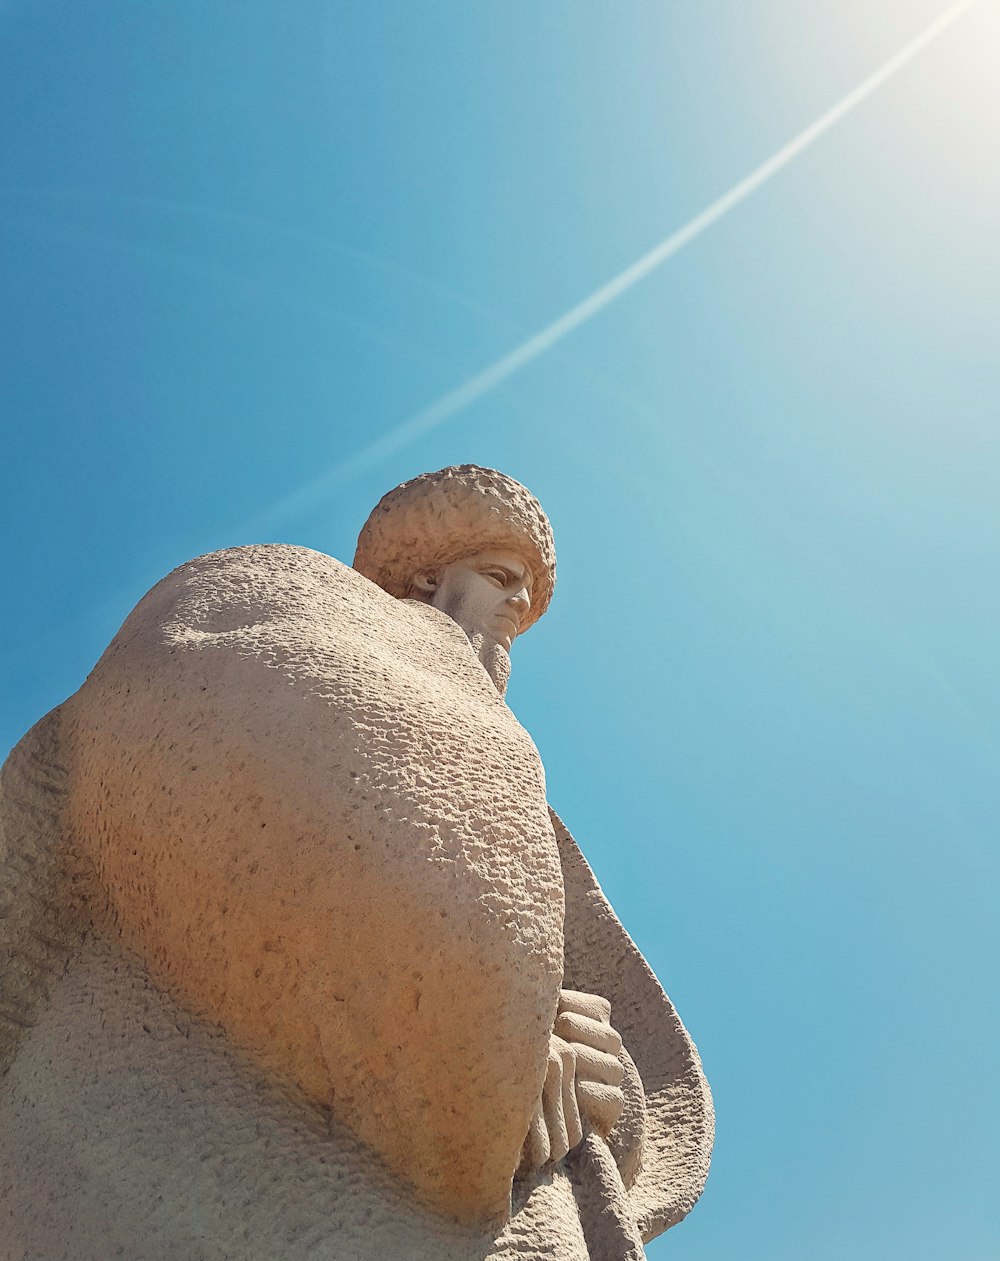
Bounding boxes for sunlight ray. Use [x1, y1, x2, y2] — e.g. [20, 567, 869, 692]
[246, 0, 979, 536]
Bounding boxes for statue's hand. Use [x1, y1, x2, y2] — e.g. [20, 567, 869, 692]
[519, 989, 625, 1171]
[555, 989, 626, 1138]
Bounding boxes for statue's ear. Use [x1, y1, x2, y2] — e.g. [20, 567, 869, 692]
[411, 572, 438, 595]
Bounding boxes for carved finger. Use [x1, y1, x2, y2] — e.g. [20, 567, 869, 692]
[519, 1096, 550, 1172]
[558, 1038, 583, 1151]
[553, 1011, 622, 1057]
[541, 1041, 570, 1163]
[557, 989, 612, 1025]
[572, 1042, 625, 1088]
[575, 1080, 625, 1139]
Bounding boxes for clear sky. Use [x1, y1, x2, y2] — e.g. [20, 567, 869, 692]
[2, 3, 999, 1257]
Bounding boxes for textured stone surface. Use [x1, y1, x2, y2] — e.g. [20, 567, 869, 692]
[0, 537, 712, 1258]
[65, 545, 565, 1223]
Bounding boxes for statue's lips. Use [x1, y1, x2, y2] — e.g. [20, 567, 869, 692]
[493, 612, 520, 642]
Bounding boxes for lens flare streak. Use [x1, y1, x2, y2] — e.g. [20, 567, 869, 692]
[253, 0, 979, 533]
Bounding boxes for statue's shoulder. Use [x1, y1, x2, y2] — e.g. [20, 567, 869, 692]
[144, 543, 395, 628]
[109, 543, 473, 677]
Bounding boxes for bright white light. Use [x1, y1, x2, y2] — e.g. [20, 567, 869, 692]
[250, 0, 980, 535]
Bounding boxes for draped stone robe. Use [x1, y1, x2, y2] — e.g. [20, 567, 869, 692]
[0, 545, 712, 1260]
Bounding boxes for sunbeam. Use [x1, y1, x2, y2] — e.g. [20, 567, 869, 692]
[247, 0, 980, 536]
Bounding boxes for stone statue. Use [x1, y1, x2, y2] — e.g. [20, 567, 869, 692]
[0, 466, 712, 1260]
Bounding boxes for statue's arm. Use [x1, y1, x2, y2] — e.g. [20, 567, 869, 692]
[547, 808, 714, 1244]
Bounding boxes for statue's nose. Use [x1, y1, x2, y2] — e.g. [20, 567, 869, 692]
[507, 588, 530, 618]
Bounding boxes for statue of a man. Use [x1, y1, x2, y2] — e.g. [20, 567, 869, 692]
[0, 466, 712, 1260]
[354, 468, 642, 1173]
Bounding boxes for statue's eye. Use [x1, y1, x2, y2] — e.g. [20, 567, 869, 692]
[482, 569, 507, 587]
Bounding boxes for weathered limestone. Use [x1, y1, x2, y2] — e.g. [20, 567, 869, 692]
[0, 467, 713, 1260]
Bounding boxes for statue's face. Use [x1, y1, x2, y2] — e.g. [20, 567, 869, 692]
[414, 550, 532, 651]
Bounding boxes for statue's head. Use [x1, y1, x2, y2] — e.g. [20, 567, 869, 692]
[354, 466, 556, 656]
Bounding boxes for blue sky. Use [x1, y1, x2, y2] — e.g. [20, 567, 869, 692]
[2, 3, 999, 1256]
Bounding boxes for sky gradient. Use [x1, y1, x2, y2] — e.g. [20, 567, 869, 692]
[2, 3, 999, 1257]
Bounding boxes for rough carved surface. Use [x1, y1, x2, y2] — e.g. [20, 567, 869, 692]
[65, 546, 565, 1222]
[1, 534, 712, 1258]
